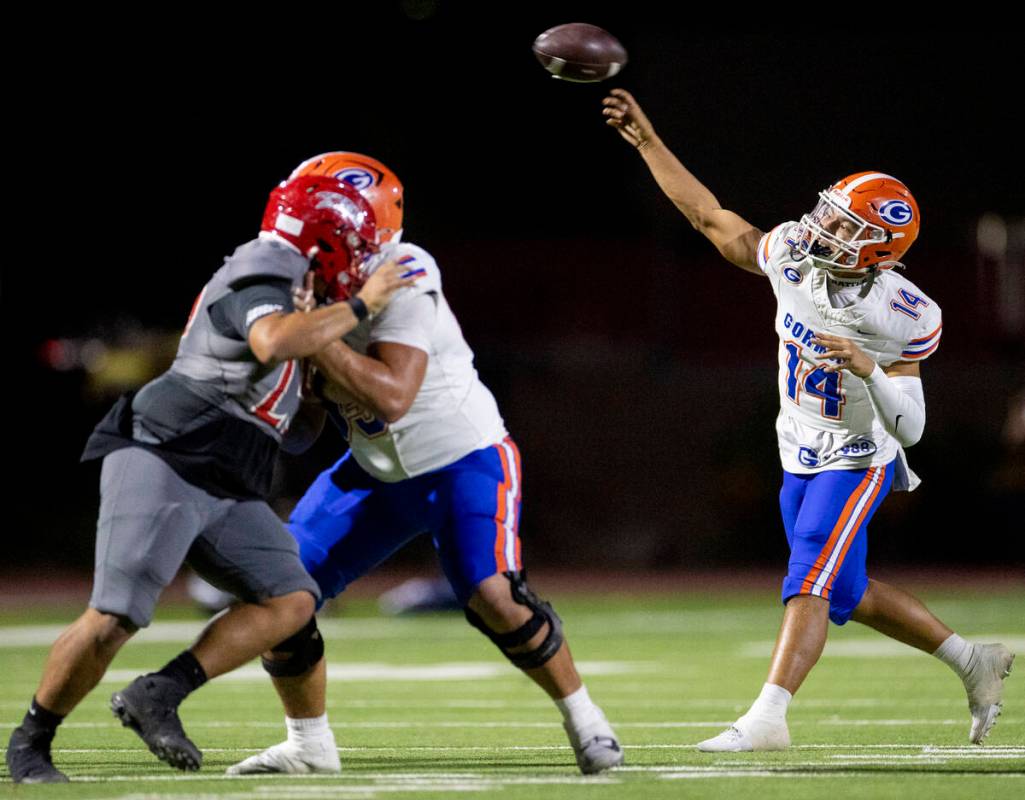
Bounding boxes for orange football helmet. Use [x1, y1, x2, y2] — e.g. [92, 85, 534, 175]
[790, 172, 920, 272]
[290, 152, 404, 244]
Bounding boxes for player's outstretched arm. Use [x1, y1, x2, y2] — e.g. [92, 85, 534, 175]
[249, 260, 414, 365]
[602, 88, 763, 274]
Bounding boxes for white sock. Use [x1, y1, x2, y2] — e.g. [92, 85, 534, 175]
[555, 686, 610, 739]
[743, 683, 792, 722]
[285, 714, 333, 746]
[933, 633, 975, 679]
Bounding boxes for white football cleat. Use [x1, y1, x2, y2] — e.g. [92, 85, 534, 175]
[226, 739, 341, 775]
[963, 643, 1014, 744]
[697, 715, 790, 752]
[563, 719, 624, 774]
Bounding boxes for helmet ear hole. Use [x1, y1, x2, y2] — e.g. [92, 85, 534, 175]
[316, 238, 335, 253]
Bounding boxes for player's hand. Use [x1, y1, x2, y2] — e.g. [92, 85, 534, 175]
[357, 260, 421, 315]
[812, 333, 876, 378]
[293, 271, 316, 313]
[602, 88, 657, 150]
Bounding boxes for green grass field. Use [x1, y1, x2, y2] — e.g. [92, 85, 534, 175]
[2, 586, 1022, 798]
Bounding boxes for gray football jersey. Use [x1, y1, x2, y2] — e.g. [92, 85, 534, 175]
[139, 235, 309, 443]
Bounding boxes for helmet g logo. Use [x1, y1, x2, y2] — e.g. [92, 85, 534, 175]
[334, 168, 375, 191]
[879, 200, 913, 226]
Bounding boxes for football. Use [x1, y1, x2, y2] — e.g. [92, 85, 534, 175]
[532, 23, 628, 83]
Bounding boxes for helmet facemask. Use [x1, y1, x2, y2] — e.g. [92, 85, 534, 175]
[309, 192, 377, 302]
[792, 189, 890, 273]
[261, 175, 379, 304]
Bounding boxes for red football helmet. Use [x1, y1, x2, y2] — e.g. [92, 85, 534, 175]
[290, 152, 404, 244]
[790, 172, 921, 272]
[261, 174, 378, 301]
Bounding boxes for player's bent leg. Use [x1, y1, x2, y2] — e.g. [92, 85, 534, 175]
[851, 579, 952, 651]
[229, 464, 430, 777]
[190, 590, 317, 678]
[37, 609, 137, 714]
[227, 618, 339, 775]
[7, 609, 137, 783]
[852, 580, 1015, 743]
[465, 572, 623, 774]
[700, 465, 892, 754]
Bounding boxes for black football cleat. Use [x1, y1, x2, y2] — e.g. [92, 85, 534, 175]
[6, 725, 70, 783]
[110, 674, 202, 771]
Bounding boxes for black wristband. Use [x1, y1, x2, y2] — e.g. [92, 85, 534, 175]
[347, 296, 369, 322]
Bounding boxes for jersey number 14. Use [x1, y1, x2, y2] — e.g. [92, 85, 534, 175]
[784, 341, 844, 419]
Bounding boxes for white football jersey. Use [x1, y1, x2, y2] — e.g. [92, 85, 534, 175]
[757, 222, 942, 490]
[328, 242, 508, 482]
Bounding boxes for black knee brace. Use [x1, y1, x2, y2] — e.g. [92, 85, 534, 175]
[464, 571, 564, 670]
[261, 616, 324, 678]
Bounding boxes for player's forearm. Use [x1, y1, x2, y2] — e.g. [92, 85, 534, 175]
[312, 342, 412, 424]
[638, 137, 723, 231]
[637, 140, 762, 272]
[252, 303, 362, 364]
[863, 366, 926, 447]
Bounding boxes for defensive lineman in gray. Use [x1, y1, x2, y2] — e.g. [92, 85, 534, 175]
[5, 174, 413, 783]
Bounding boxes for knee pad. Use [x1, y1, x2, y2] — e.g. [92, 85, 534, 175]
[464, 571, 564, 670]
[261, 616, 324, 678]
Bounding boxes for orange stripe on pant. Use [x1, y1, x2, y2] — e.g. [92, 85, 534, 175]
[821, 465, 886, 597]
[508, 436, 524, 570]
[800, 467, 878, 596]
[493, 443, 513, 572]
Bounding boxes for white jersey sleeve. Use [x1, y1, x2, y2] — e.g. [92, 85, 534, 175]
[333, 242, 508, 482]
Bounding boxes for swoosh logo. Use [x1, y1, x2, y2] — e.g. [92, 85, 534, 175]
[895, 414, 903, 432]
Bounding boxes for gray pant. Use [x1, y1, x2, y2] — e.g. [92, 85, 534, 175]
[90, 447, 319, 628]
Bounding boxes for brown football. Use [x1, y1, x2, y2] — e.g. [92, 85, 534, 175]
[532, 23, 628, 83]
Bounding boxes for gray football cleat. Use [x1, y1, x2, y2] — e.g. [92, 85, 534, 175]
[563, 721, 624, 774]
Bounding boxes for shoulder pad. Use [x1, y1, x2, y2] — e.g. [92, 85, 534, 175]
[757, 222, 799, 275]
[885, 274, 942, 361]
[222, 237, 309, 288]
[367, 241, 441, 296]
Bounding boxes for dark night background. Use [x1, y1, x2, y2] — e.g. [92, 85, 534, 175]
[4, 10, 1023, 576]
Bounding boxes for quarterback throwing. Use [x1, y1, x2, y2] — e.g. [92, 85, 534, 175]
[602, 88, 1014, 751]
